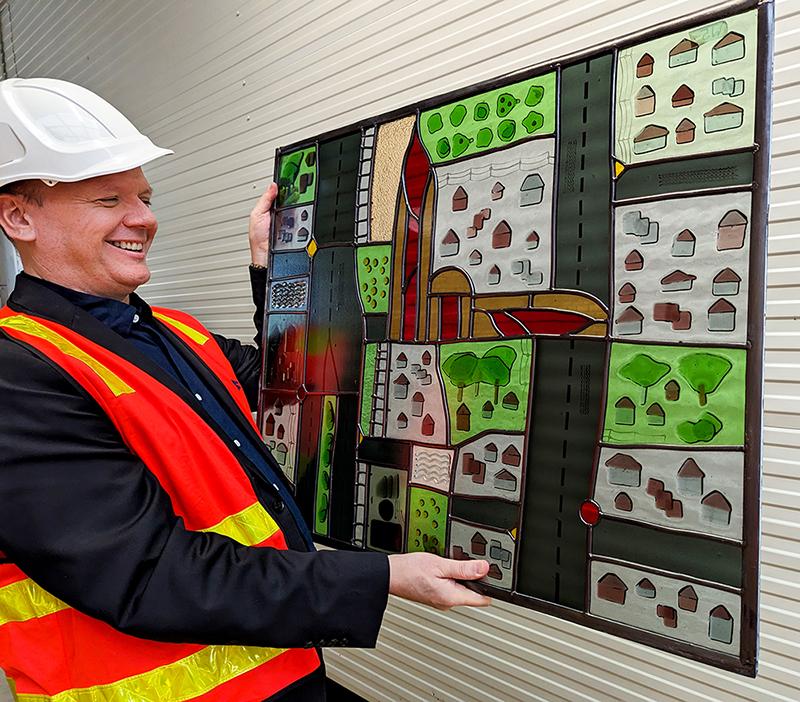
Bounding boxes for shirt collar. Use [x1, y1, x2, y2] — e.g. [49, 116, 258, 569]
[16, 272, 152, 338]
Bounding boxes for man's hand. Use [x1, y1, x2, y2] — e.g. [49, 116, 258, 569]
[388, 553, 492, 610]
[249, 182, 278, 266]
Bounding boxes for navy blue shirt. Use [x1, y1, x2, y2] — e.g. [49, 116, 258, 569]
[31, 275, 315, 549]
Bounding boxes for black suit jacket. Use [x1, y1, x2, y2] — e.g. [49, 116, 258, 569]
[0, 273, 389, 700]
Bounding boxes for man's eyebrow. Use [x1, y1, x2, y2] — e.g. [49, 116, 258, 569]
[140, 187, 153, 197]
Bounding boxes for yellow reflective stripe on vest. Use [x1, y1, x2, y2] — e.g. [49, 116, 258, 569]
[200, 502, 280, 546]
[0, 578, 69, 626]
[0, 504, 278, 626]
[152, 311, 209, 346]
[15, 644, 288, 702]
[0, 316, 134, 397]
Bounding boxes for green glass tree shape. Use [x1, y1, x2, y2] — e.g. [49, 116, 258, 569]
[479, 345, 518, 403]
[442, 352, 479, 402]
[677, 353, 733, 406]
[619, 354, 671, 405]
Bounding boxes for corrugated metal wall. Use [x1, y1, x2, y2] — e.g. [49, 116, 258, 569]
[4, 0, 799, 699]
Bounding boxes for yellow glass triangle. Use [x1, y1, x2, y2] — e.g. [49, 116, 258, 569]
[510, 527, 517, 540]
[306, 238, 318, 257]
[614, 160, 626, 178]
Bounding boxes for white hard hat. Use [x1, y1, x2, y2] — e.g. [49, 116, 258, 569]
[0, 77, 172, 188]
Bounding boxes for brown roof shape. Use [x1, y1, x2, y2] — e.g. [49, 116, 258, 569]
[625, 250, 644, 267]
[714, 31, 744, 49]
[678, 458, 704, 478]
[616, 306, 644, 323]
[710, 605, 732, 620]
[661, 270, 696, 285]
[702, 491, 731, 511]
[670, 38, 698, 55]
[394, 374, 409, 385]
[605, 453, 642, 470]
[714, 268, 742, 283]
[636, 577, 656, 592]
[634, 125, 669, 142]
[709, 299, 736, 314]
[457, 404, 471, 415]
[672, 85, 694, 102]
[677, 118, 696, 132]
[705, 102, 743, 117]
[619, 282, 636, 297]
[720, 209, 747, 226]
[471, 532, 487, 545]
[647, 403, 665, 417]
[495, 469, 516, 482]
[637, 53, 654, 67]
[614, 397, 636, 409]
[676, 229, 695, 241]
[443, 229, 459, 244]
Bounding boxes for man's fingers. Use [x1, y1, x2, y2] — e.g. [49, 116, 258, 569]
[252, 182, 278, 217]
[452, 584, 492, 608]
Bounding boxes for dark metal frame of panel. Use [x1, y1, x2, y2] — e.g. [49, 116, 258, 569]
[259, 0, 772, 676]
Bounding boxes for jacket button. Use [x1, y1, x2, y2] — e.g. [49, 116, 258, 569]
[273, 498, 285, 513]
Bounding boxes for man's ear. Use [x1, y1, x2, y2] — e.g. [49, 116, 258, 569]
[0, 195, 36, 244]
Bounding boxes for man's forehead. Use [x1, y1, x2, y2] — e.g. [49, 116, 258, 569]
[71, 169, 152, 194]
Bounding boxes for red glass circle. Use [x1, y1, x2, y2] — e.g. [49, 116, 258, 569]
[579, 499, 602, 527]
[296, 385, 308, 401]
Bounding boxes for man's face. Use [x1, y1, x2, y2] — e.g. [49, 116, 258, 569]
[12, 168, 158, 301]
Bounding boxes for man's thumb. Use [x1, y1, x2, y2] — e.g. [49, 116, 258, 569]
[454, 559, 489, 580]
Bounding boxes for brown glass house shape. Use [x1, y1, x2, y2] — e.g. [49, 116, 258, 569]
[672, 229, 696, 256]
[618, 282, 636, 304]
[671, 84, 695, 108]
[502, 392, 519, 410]
[492, 220, 512, 249]
[676, 118, 696, 144]
[701, 491, 732, 526]
[614, 492, 633, 512]
[624, 250, 644, 271]
[636, 53, 654, 78]
[677, 458, 704, 496]
[452, 186, 468, 212]
[502, 445, 521, 467]
[456, 404, 471, 431]
[665, 380, 680, 401]
[616, 306, 643, 335]
[421, 414, 435, 436]
[678, 585, 698, 612]
[597, 573, 627, 605]
[713, 268, 742, 296]
[471, 532, 487, 556]
[605, 452, 641, 486]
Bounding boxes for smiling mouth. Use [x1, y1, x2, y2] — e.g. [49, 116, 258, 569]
[109, 241, 144, 252]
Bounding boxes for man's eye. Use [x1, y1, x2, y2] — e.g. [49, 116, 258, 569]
[141, 199, 152, 208]
[97, 197, 119, 205]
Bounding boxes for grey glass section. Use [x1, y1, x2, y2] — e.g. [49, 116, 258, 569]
[517, 339, 607, 609]
[592, 519, 742, 588]
[555, 55, 613, 304]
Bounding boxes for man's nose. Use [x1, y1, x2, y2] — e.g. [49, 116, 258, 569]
[123, 200, 158, 230]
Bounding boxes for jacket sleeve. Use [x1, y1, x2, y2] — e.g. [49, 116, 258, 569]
[211, 266, 267, 410]
[0, 340, 389, 649]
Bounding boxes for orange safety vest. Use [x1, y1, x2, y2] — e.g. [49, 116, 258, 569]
[0, 305, 320, 701]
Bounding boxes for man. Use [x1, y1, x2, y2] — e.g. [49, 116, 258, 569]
[0, 78, 489, 702]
